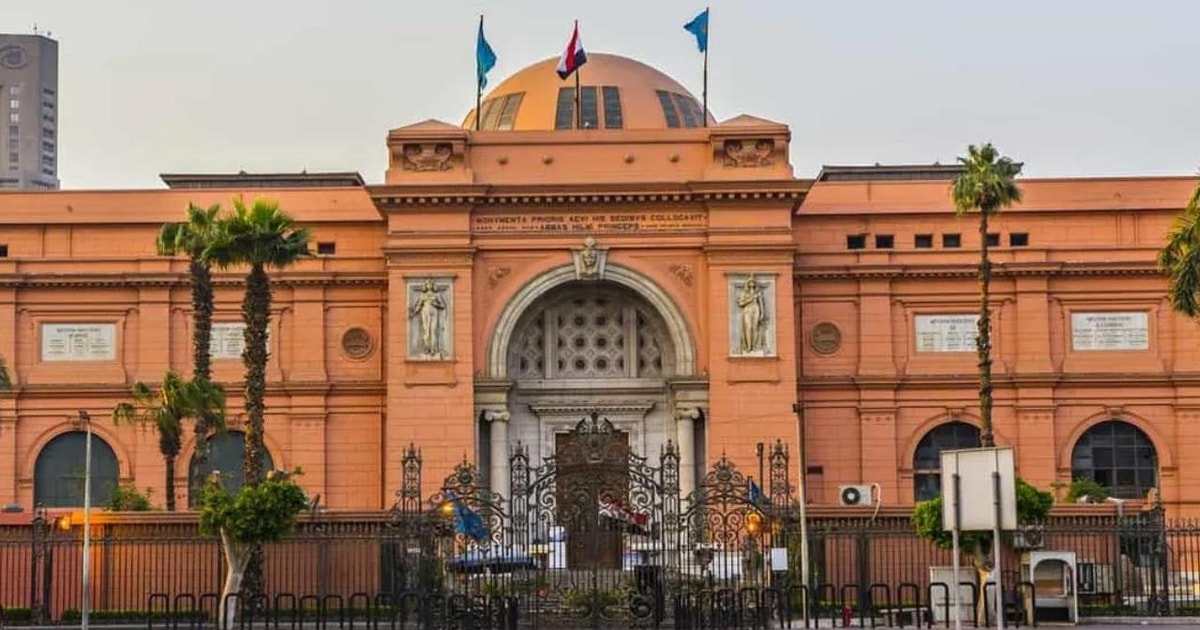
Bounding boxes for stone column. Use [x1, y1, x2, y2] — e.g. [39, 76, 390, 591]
[484, 409, 511, 505]
[676, 407, 700, 502]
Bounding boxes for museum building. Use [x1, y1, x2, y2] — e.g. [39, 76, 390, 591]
[0, 54, 1198, 515]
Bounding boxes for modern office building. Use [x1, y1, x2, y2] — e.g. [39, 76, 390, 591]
[0, 33, 59, 190]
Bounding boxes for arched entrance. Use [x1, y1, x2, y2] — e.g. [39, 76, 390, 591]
[478, 267, 707, 511]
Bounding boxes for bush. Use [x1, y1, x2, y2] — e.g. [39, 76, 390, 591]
[1065, 478, 1108, 504]
[61, 609, 208, 624]
[105, 482, 155, 511]
[1, 607, 33, 623]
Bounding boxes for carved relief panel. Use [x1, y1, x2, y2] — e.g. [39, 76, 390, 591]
[407, 277, 454, 360]
[727, 273, 777, 357]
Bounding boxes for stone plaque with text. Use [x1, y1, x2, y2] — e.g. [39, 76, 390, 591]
[914, 314, 979, 353]
[471, 211, 706, 234]
[210, 322, 271, 359]
[1071, 312, 1149, 351]
[41, 323, 117, 361]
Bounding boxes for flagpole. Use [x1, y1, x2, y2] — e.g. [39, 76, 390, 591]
[702, 6, 709, 126]
[574, 20, 582, 129]
[476, 15, 484, 131]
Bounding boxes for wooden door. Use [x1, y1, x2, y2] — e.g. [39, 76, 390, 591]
[556, 430, 630, 570]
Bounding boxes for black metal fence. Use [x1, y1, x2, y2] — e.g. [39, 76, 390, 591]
[3, 507, 1199, 627]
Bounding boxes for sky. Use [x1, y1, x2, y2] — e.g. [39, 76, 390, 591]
[4, 0, 1199, 189]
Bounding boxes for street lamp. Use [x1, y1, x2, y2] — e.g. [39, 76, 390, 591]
[76, 409, 92, 630]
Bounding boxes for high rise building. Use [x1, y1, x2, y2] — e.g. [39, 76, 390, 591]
[0, 33, 58, 190]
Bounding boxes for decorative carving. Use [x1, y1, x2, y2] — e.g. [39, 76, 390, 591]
[400, 143, 455, 172]
[483, 409, 511, 423]
[340, 327, 374, 360]
[809, 321, 842, 355]
[487, 266, 511, 288]
[728, 274, 776, 357]
[723, 139, 774, 168]
[407, 277, 453, 360]
[675, 407, 701, 422]
[571, 236, 608, 280]
[669, 263, 694, 286]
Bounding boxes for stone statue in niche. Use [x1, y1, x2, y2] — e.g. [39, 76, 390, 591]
[729, 275, 775, 356]
[572, 236, 607, 280]
[408, 278, 450, 359]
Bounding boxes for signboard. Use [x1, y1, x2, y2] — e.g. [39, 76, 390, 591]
[471, 211, 706, 235]
[1071, 312, 1149, 351]
[914, 314, 979, 353]
[940, 447, 1017, 532]
[210, 322, 270, 359]
[41, 323, 116, 361]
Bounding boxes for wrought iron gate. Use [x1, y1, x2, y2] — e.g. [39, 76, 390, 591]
[384, 411, 796, 629]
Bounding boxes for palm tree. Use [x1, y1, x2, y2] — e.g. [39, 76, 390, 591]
[1159, 179, 1200, 318]
[158, 203, 223, 460]
[201, 197, 310, 488]
[0, 355, 10, 390]
[113, 372, 227, 511]
[951, 143, 1023, 447]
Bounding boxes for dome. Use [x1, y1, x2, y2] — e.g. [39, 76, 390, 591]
[464, 53, 712, 131]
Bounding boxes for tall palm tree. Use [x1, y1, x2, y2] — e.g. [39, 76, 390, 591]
[113, 372, 227, 511]
[951, 144, 1023, 447]
[1160, 179, 1200, 316]
[158, 203, 223, 461]
[201, 197, 310, 488]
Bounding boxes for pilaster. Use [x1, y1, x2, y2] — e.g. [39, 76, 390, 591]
[289, 286, 328, 382]
[289, 394, 329, 500]
[859, 408, 898, 503]
[136, 286, 171, 383]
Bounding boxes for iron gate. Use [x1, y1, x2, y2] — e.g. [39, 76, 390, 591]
[383, 411, 797, 629]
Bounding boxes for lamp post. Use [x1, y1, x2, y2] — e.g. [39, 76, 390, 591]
[791, 402, 811, 625]
[77, 409, 92, 630]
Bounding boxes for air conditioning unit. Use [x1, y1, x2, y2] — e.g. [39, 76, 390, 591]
[839, 484, 873, 507]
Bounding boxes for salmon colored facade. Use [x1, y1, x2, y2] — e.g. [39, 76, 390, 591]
[0, 54, 1197, 515]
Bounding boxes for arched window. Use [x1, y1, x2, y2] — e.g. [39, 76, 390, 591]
[913, 421, 981, 501]
[1071, 420, 1158, 499]
[187, 431, 275, 508]
[34, 431, 120, 508]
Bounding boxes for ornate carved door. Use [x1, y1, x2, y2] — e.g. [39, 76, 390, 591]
[555, 428, 630, 570]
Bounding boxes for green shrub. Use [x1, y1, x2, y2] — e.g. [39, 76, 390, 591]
[105, 482, 155, 511]
[61, 608, 208, 623]
[1065, 478, 1108, 504]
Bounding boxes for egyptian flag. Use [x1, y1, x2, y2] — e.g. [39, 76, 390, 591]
[556, 22, 588, 79]
[598, 492, 650, 535]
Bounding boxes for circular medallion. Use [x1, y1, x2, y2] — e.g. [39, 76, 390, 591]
[341, 327, 374, 360]
[809, 321, 842, 355]
[0, 45, 29, 69]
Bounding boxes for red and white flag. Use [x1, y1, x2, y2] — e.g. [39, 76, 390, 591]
[598, 493, 650, 533]
[556, 22, 588, 80]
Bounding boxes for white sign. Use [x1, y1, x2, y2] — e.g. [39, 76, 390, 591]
[1071, 312, 1149, 351]
[914, 314, 979, 353]
[940, 447, 1017, 532]
[41, 323, 117, 361]
[210, 322, 271, 359]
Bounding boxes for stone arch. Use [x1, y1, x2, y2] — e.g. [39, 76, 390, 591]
[903, 412, 1011, 467]
[487, 263, 696, 379]
[24, 421, 135, 482]
[907, 417, 983, 501]
[185, 430, 280, 507]
[31, 429, 122, 508]
[1058, 411, 1173, 472]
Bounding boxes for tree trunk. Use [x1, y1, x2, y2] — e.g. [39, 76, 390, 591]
[241, 263, 270, 487]
[219, 529, 250, 630]
[164, 453, 176, 512]
[977, 209, 995, 447]
[972, 548, 995, 626]
[191, 259, 215, 467]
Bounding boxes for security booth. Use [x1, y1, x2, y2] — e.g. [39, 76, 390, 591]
[1021, 550, 1079, 623]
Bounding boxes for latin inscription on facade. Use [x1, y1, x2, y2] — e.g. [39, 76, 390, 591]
[471, 211, 706, 234]
[210, 322, 271, 359]
[1071, 312, 1149, 351]
[914, 315, 979, 353]
[41, 323, 116, 361]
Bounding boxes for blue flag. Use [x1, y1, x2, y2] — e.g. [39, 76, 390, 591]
[476, 19, 497, 91]
[683, 8, 709, 53]
[748, 478, 766, 507]
[447, 491, 489, 542]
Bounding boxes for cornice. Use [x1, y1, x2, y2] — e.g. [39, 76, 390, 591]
[371, 181, 808, 207]
[5, 381, 385, 398]
[0, 272, 386, 289]
[799, 372, 1200, 390]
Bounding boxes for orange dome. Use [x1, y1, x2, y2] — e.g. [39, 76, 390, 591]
[464, 53, 711, 131]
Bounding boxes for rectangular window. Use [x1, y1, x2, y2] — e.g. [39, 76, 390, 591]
[8, 112, 17, 124]
[914, 234, 933, 248]
[7, 152, 16, 163]
[1010, 232, 1029, 247]
[316, 242, 336, 255]
[41, 155, 53, 166]
[496, 93, 523, 130]
[10, 86, 20, 97]
[942, 233, 962, 248]
[601, 86, 623, 129]
[41, 140, 54, 152]
[672, 93, 698, 128]
[846, 234, 867, 250]
[480, 98, 504, 131]
[655, 90, 681, 128]
[875, 234, 895, 249]
[0, 244, 8, 258]
[9, 99, 18, 110]
[986, 233, 1000, 247]
[42, 127, 53, 139]
[554, 87, 575, 130]
[579, 86, 599, 129]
